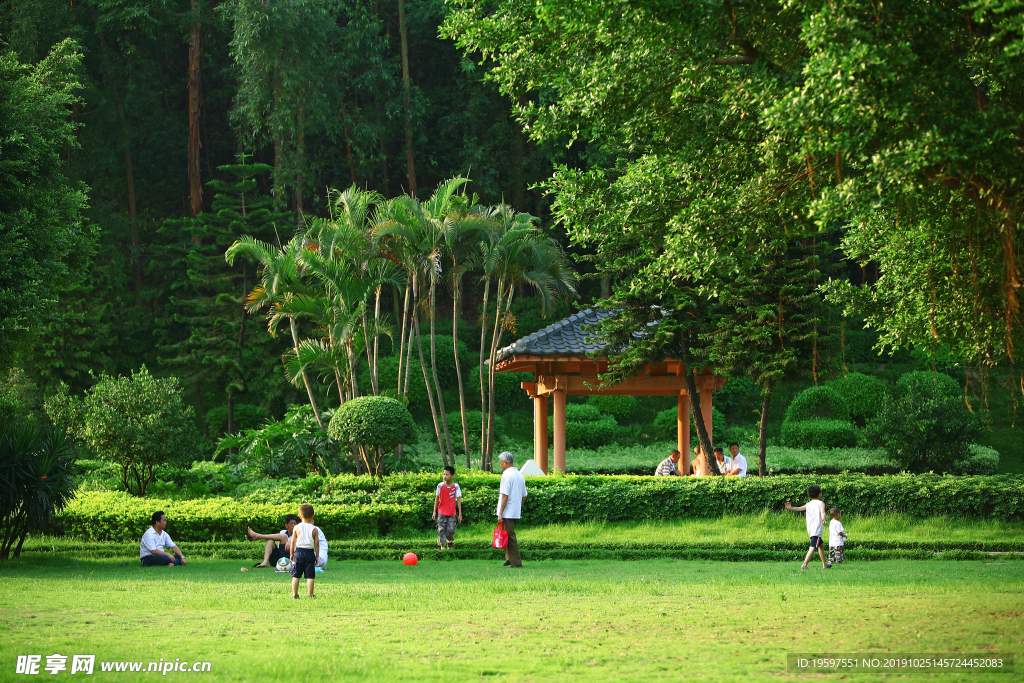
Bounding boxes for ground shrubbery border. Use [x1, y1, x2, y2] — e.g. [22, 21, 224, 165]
[55, 474, 1024, 542]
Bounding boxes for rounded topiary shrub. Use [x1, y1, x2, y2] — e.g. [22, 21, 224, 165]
[587, 395, 638, 423]
[827, 373, 887, 426]
[329, 397, 416, 477]
[781, 418, 861, 449]
[895, 371, 960, 399]
[784, 386, 851, 423]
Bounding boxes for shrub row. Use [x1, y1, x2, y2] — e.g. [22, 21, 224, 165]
[55, 492, 418, 542]
[56, 474, 1024, 541]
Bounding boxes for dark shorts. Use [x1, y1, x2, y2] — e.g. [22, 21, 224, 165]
[290, 548, 316, 579]
[809, 536, 823, 549]
[269, 545, 288, 565]
[141, 554, 181, 566]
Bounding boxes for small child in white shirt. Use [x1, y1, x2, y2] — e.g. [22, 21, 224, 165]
[828, 507, 847, 564]
[785, 484, 830, 570]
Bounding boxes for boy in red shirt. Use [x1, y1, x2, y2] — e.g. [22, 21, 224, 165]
[432, 465, 463, 549]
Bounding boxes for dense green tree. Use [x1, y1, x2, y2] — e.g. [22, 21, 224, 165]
[0, 39, 92, 363]
[45, 366, 201, 496]
[443, 0, 1024, 412]
[159, 162, 293, 437]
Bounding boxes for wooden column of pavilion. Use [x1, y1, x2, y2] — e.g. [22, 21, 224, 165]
[491, 309, 727, 474]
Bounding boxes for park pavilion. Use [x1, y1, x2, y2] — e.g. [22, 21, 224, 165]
[490, 309, 727, 475]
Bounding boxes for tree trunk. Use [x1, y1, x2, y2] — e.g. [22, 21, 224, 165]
[398, 0, 417, 197]
[372, 287, 382, 395]
[415, 307, 448, 465]
[487, 281, 515, 465]
[758, 389, 771, 477]
[428, 277, 455, 460]
[452, 273, 471, 467]
[684, 370, 719, 475]
[295, 99, 305, 225]
[478, 277, 494, 468]
[397, 284, 410, 395]
[187, 3, 203, 218]
[340, 96, 357, 185]
[227, 386, 235, 436]
[289, 316, 324, 429]
[195, 383, 208, 437]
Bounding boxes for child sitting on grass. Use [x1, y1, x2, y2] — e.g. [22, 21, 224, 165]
[432, 465, 463, 549]
[786, 485, 830, 570]
[288, 504, 321, 599]
[828, 507, 847, 564]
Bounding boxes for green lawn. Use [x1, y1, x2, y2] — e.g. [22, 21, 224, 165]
[1, 557, 1022, 681]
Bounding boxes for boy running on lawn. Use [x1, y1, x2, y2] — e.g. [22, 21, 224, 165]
[287, 504, 320, 599]
[785, 485, 830, 570]
[828, 507, 847, 564]
[432, 466, 463, 549]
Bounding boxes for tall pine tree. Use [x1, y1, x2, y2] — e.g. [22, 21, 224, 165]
[159, 162, 294, 440]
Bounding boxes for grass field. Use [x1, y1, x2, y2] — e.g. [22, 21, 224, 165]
[1, 557, 1022, 681]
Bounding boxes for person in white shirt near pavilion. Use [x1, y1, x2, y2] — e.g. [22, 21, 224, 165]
[724, 442, 747, 477]
[495, 451, 527, 568]
[140, 511, 186, 567]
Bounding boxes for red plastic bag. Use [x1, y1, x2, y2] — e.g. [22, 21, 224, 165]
[492, 520, 508, 549]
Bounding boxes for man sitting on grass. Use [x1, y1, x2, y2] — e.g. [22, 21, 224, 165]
[248, 515, 300, 568]
[140, 511, 186, 567]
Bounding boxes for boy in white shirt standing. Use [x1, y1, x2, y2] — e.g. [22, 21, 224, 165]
[287, 504, 321, 599]
[828, 507, 847, 565]
[785, 485, 830, 570]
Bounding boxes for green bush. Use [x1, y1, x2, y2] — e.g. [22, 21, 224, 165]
[564, 416, 617, 449]
[587, 395, 638, 423]
[867, 374, 981, 473]
[953, 445, 1000, 476]
[784, 385, 851, 422]
[217, 404, 337, 478]
[828, 372, 888, 426]
[44, 367, 201, 496]
[329, 396, 416, 450]
[714, 376, 758, 422]
[896, 371, 960, 399]
[56, 473, 1024, 540]
[204, 404, 272, 437]
[56, 491, 419, 541]
[781, 418, 861, 449]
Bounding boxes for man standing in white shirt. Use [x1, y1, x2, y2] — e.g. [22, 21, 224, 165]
[724, 443, 748, 477]
[140, 511, 186, 567]
[495, 451, 527, 568]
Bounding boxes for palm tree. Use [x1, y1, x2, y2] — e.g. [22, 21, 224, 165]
[226, 234, 326, 429]
[479, 210, 577, 469]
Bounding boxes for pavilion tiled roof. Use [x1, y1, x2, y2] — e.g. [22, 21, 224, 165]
[493, 308, 618, 363]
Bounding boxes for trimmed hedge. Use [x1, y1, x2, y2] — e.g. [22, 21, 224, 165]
[780, 418, 861, 449]
[828, 372, 887, 424]
[785, 386, 851, 422]
[55, 491, 418, 542]
[56, 474, 1024, 541]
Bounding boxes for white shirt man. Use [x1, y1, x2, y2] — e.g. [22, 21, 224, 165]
[725, 443, 747, 477]
[496, 452, 527, 568]
[140, 512, 186, 567]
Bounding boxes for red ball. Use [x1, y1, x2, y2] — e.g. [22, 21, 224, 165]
[402, 552, 418, 566]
